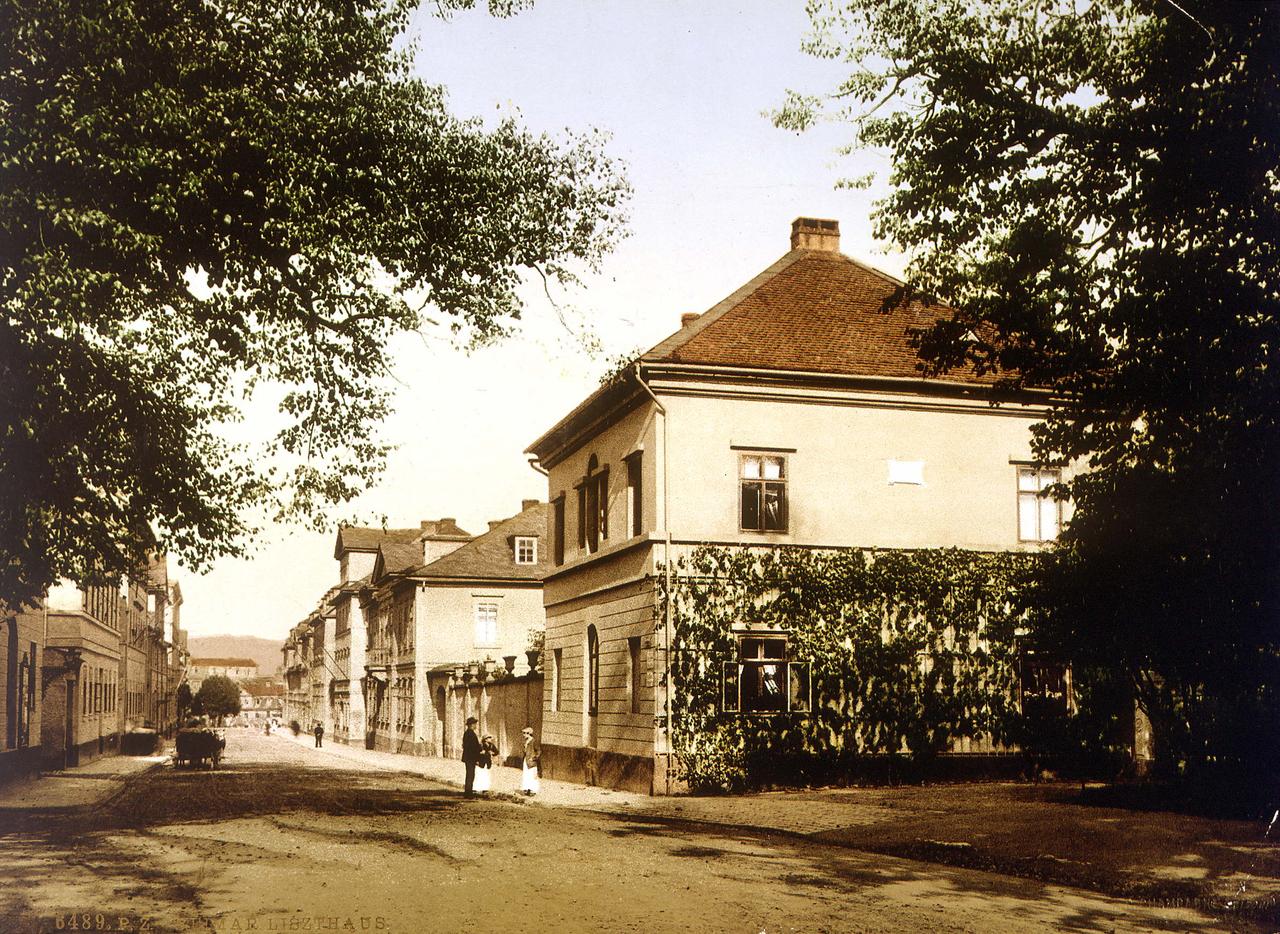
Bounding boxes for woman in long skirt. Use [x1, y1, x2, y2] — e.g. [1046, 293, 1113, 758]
[520, 727, 540, 795]
[474, 734, 498, 794]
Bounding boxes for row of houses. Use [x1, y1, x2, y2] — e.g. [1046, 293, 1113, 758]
[0, 555, 188, 783]
[282, 510, 548, 764]
[282, 217, 1076, 793]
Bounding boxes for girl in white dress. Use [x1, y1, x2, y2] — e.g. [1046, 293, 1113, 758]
[474, 734, 498, 794]
[520, 727, 540, 795]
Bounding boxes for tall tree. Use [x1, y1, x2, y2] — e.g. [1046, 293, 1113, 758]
[0, 0, 628, 607]
[194, 674, 241, 725]
[780, 0, 1279, 792]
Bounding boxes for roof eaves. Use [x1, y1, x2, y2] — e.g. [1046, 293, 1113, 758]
[525, 376, 645, 466]
[641, 360, 1052, 405]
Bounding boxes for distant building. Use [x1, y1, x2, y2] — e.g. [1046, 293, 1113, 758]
[187, 658, 258, 692]
[237, 677, 285, 727]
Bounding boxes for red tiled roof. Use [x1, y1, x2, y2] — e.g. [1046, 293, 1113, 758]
[239, 678, 285, 697]
[409, 503, 549, 583]
[643, 249, 987, 384]
[527, 233, 996, 467]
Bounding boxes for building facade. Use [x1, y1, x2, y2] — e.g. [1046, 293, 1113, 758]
[43, 582, 126, 768]
[526, 218, 1069, 793]
[329, 521, 470, 745]
[361, 505, 548, 756]
[1, 602, 45, 782]
[187, 658, 259, 693]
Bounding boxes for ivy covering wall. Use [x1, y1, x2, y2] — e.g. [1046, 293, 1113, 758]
[656, 545, 1040, 792]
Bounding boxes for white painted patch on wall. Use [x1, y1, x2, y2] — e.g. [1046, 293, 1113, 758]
[887, 459, 926, 486]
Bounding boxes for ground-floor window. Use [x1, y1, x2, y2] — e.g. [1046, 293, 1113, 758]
[723, 632, 809, 714]
[1019, 655, 1071, 717]
[586, 625, 599, 716]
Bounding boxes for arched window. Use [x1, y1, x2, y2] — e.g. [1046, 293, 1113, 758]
[586, 625, 600, 717]
[578, 455, 609, 554]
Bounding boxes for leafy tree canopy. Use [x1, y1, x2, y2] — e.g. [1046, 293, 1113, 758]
[781, 0, 1279, 784]
[0, 0, 629, 608]
[194, 674, 241, 721]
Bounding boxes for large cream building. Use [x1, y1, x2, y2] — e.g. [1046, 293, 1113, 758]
[526, 217, 1067, 794]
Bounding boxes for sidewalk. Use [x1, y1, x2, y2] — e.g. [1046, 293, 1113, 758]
[274, 729, 650, 812]
[0, 753, 167, 810]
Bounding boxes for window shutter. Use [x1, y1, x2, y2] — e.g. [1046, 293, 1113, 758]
[722, 662, 740, 713]
[787, 662, 811, 713]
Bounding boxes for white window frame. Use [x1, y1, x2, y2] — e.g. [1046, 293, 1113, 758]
[473, 601, 499, 648]
[1017, 466, 1062, 542]
[514, 536, 538, 565]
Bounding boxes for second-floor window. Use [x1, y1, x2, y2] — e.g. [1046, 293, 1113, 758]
[474, 602, 499, 648]
[552, 497, 565, 566]
[1017, 467, 1061, 542]
[740, 453, 787, 532]
[578, 454, 609, 553]
[625, 451, 643, 537]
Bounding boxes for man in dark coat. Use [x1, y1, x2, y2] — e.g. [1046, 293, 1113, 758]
[461, 716, 481, 797]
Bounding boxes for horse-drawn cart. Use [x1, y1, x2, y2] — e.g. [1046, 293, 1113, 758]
[175, 727, 225, 768]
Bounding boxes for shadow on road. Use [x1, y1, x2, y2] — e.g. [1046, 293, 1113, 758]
[599, 811, 1267, 933]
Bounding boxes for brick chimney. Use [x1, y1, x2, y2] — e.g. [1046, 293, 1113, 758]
[521, 499, 540, 511]
[488, 520, 503, 531]
[681, 312, 700, 328]
[790, 217, 840, 252]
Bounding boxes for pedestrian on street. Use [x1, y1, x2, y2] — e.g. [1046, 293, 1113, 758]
[313, 722, 324, 748]
[520, 726, 540, 796]
[461, 716, 481, 797]
[474, 734, 499, 795]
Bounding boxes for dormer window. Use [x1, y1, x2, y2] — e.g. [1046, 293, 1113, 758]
[515, 536, 538, 565]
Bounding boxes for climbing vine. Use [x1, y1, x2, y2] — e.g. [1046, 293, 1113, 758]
[656, 546, 1039, 792]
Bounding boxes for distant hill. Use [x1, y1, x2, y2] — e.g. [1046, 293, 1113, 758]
[187, 635, 282, 675]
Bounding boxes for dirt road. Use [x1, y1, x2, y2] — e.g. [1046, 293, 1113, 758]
[0, 730, 1232, 933]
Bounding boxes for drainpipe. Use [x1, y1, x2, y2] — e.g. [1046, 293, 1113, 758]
[526, 457, 549, 478]
[633, 362, 673, 795]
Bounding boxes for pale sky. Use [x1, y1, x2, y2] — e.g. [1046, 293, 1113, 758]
[179, 1, 905, 640]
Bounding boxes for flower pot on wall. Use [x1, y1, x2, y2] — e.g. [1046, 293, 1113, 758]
[525, 649, 541, 673]
[503, 655, 517, 674]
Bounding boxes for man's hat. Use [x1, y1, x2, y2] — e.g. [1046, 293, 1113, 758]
[466, 716, 477, 724]
[521, 726, 533, 735]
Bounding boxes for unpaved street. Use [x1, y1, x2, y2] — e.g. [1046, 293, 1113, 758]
[0, 731, 1230, 933]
